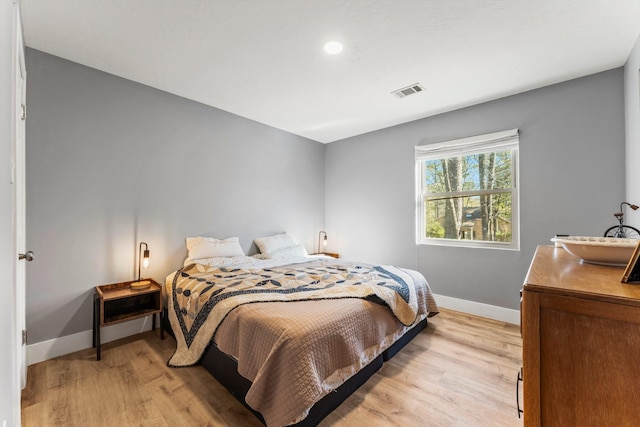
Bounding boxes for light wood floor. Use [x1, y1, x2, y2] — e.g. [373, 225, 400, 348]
[21, 308, 523, 426]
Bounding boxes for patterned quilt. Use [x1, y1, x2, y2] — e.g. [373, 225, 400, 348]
[167, 261, 419, 367]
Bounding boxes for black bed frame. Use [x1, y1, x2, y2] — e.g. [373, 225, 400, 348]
[163, 309, 427, 426]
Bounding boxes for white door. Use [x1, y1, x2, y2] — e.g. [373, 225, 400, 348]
[13, 3, 28, 389]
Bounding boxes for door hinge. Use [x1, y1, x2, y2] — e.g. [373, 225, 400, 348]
[22, 329, 27, 346]
[21, 104, 26, 121]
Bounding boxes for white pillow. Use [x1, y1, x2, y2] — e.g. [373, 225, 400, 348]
[254, 233, 297, 254]
[186, 236, 245, 259]
[184, 255, 248, 268]
[255, 244, 308, 259]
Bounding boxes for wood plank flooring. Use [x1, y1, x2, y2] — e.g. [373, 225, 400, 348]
[21, 308, 523, 426]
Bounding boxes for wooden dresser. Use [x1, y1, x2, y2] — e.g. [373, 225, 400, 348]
[522, 245, 640, 426]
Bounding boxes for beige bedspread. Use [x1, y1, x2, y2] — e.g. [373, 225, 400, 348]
[166, 258, 438, 426]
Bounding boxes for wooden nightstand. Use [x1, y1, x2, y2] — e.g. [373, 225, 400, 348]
[92, 279, 164, 360]
[312, 252, 340, 258]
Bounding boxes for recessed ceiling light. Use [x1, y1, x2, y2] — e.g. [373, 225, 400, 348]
[323, 40, 343, 55]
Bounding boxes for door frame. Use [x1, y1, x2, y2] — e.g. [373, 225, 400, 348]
[12, 0, 27, 390]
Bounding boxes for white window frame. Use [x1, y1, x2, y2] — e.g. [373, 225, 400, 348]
[415, 129, 520, 250]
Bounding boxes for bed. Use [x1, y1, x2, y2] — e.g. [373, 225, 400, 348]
[164, 245, 438, 426]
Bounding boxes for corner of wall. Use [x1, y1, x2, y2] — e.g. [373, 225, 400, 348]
[625, 33, 640, 229]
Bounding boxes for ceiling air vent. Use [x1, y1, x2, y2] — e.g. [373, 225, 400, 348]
[391, 83, 424, 99]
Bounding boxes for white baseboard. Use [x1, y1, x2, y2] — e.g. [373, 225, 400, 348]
[433, 293, 520, 325]
[27, 296, 518, 365]
[27, 316, 155, 366]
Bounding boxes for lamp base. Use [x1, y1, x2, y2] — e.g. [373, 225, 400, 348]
[130, 280, 151, 290]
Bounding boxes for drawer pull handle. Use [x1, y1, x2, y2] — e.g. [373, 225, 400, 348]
[516, 369, 524, 418]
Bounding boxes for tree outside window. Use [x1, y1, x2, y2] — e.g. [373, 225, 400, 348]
[415, 130, 519, 250]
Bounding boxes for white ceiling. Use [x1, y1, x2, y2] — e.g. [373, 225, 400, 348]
[20, 0, 640, 143]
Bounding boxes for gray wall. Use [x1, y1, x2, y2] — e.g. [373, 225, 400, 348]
[25, 49, 325, 344]
[24, 45, 628, 344]
[325, 69, 626, 310]
[625, 33, 640, 229]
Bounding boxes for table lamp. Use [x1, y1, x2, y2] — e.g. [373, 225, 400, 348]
[317, 231, 327, 254]
[131, 242, 151, 289]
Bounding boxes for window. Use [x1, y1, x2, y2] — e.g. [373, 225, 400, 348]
[415, 129, 519, 250]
